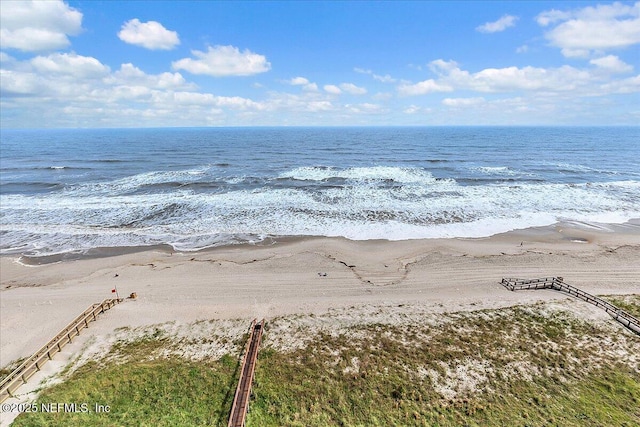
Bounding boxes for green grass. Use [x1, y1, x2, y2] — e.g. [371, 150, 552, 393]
[249, 363, 640, 427]
[601, 295, 640, 319]
[12, 305, 640, 427]
[11, 339, 241, 427]
[247, 308, 640, 426]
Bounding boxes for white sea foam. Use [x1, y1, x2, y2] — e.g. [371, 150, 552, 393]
[62, 167, 210, 196]
[3, 127, 638, 256]
[279, 166, 443, 184]
[472, 166, 518, 176]
[2, 175, 639, 255]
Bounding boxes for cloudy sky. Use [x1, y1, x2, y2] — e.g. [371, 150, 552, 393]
[1, 1, 639, 128]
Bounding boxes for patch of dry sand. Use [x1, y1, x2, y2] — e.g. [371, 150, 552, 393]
[1, 223, 639, 425]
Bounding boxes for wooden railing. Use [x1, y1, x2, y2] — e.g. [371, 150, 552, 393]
[501, 277, 640, 335]
[0, 298, 122, 403]
[228, 319, 265, 427]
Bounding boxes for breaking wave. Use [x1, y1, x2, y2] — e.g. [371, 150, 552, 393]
[2, 165, 639, 256]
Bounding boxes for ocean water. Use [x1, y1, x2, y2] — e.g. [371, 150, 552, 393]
[1, 127, 639, 256]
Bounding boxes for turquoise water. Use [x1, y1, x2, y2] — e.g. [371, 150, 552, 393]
[1, 127, 639, 255]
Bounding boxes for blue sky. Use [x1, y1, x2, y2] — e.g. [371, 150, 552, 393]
[1, 1, 638, 127]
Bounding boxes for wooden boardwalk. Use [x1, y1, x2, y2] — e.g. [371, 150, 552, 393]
[228, 319, 264, 427]
[0, 298, 122, 403]
[502, 277, 640, 335]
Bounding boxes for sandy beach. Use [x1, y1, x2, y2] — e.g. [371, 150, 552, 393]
[2, 220, 639, 364]
[1, 221, 640, 425]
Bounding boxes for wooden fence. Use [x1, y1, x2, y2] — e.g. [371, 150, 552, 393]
[501, 277, 640, 335]
[0, 298, 122, 403]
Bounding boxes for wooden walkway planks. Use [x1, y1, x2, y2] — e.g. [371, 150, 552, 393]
[228, 319, 264, 427]
[0, 298, 123, 403]
[502, 277, 640, 335]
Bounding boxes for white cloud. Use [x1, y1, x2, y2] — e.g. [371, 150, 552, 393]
[354, 67, 397, 83]
[0, 54, 195, 104]
[373, 74, 396, 83]
[396, 58, 640, 98]
[429, 59, 459, 75]
[403, 105, 421, 114]
[398, 79, 453, 96]
[286, 77, 317, 91]
[426, 60, 600, 94]
[303, 83, 319, 92]
[288, 76, 310, 85]
[172, 45, 271, 77]
[0, 53, 275, 126]
[442, 97, 486, 107]
[467, 65, 594, 92]
[31, 52, 109, 79]
[536, 9, 572, 27]
[168, 92, 216, 106]
[213, 95, 266, 110]
[346, 103, 384, 114]
[0, 0, 82, 52]
[0, 69, 44, 96]
[324, 84, 342, 95]
[537, 2, 640, 57]
[469, 67, 548, 91]
[590, 55, 633, 73]
[0, 52, 14, 64]
[560, 48, 591, 59]
[476, 15, 519, 33]
[109, 63, 194, 90]
[118, 19, 179, 50]
[516, 45, 529, 54]
[2, 53, 362, 126]
[599, 74, 640, 94]
[339, 83, 367, 95]
[258, 91, 338, 115]
[306, 101, 334, 112]
[165, 92, 266, 110]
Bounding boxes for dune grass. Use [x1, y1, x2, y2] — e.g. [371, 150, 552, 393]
[10, 336, 240, 427]
[247, 307, 640, 426]
[602, 295, 640, 319]
[11, 304, 640, 427]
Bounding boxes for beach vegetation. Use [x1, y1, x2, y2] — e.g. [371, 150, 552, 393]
[0, 357, 25, 380]
[602, 294, 640, 319]
[11, 304, 640, 427]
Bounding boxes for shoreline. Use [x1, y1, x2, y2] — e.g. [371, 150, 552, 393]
[2, 219, 639, 366]
[5, 218, 640, 266]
